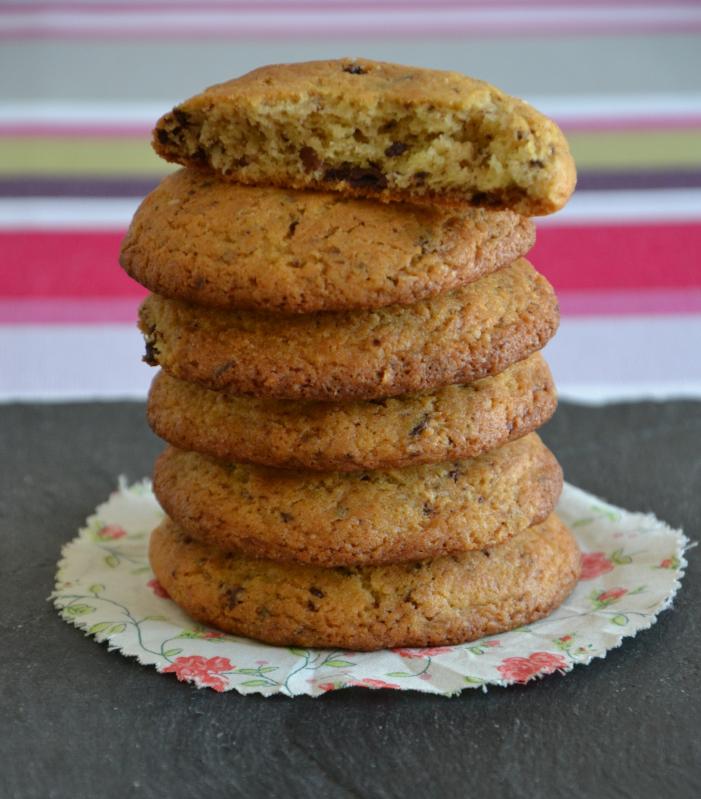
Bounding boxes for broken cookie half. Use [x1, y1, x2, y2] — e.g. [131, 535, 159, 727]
[152, 58, 576, 216]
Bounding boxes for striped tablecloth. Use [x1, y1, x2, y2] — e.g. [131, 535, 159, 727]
[1, 1, 700, 402]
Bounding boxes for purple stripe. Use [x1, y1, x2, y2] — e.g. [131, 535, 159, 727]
[0, 177, 160, 198]
[576, 170, 701, 191]
[3, 170, 701, 199]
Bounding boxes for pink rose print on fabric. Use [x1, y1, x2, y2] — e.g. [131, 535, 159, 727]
[497, 652, 568, 684]
[162, 655, 234, 692]
[393, 646, 455, 659]
[658, 557, 679, 570]
[97, 524, 126, 540]
[348, 678, 401, 690]
[147, 578, 170, 599]
[581, 552, 615, 580]
[595, 587, 627, 606]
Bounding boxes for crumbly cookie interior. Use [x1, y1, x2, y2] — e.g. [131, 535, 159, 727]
[156, 95, 565, 212]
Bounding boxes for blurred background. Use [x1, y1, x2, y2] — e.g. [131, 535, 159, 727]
[1, 0, 700, 403]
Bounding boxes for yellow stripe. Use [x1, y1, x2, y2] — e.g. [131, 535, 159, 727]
[1, 130, 699, 174]
[567, 130, 701, 168]
[0, 138, 172, 175]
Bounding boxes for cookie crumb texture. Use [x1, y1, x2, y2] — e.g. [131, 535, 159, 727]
[149, 513, 581, 650]
[138, 258, 558, 401]
[147, 353, 556, 470]
[152, 59, 575, 216]
[153, 433, 562, 565]
[120, 169, 534, 313]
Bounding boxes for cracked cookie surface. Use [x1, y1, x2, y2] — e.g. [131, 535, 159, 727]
[147, 353, 556, 471]
[152, 433, 563, 566]
[149, 513, 581, 650]
[120, 168, 534, 313]
[138, 258, 559, 401]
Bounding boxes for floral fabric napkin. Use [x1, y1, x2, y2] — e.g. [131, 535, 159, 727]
[52, 480, 688, 696]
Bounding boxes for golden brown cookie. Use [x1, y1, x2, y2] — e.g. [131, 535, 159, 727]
[153, 58, 575, 215]
[152, 433, 562, 566]
[147, 353, 556, 471]
[139, 258, 558, 401]
[120, 168, 535, 313]
[149, 513, 581, 650]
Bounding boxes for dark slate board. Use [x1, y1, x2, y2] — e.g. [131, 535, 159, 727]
[1, 400, 699, 799]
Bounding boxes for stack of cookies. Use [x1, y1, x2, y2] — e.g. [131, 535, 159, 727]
[120, 59, 581, 651]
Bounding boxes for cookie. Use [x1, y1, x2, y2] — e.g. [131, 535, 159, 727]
[153, 433, 561, 566]
[120, 168, 535, 314]
[147, 353, 556, 471]
[152, 58, 575, 216]
[139, 258, 558, 401]
[149, 513, 581, 650]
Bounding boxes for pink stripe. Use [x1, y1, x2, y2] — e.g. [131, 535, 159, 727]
[558, 288, 701, 316]
[0, 297, 141, 324]
[3, 1, 701, 12]
[4, 21, 701, 40]
[3, 224, 701, 299]
[3, 116, 701, 139]
[2, 290, 699, 324]
[0, 124, 155, 138]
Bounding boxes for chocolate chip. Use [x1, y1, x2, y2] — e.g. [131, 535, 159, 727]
[280, 511, 294, 523]
[285, 219, 299, 239]
[350, 168, 374, 185]
[422, 502, 435, 517]
[143, 340, 159, 366]
[384, 141, 408, 157]
[299, 146, 321, 172]
[343, 64, 366, 74]
[335, 566, 354, 577]
[173, 109, 190, 126]
[409, 413, 430, 437]
[413, 171, 429, 185]
[448, 467, 460, 482]
[234, 156, 249, 168]
[156, 129, 170, 145]
[224, 587, 244, 609]
[324, 164, 388, 190]
[310, 586, 325, 598]
[477, 496, 485, 504]
[529, 159, 545, 168]
[306, 600, 318, 612]
[471, 191, 501, 207]
[212, 360, 235, 379]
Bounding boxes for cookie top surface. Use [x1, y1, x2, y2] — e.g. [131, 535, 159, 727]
[139, 258, 559, 401]
[149, 513, 581, 650]
[153, 433, 563, 566]
[147, 353, 556, 471]
[120, 168, 535, 313]
[152, 58, 575, 215]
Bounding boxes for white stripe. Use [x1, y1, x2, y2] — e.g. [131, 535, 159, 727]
[3, 190, 701, 229]
[540, 189, 701, 225]
[0, 198, 140, 229]
[2, 94, 701, 127]
[545, 315, 701, 404]
[1, 315, 700, 403]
